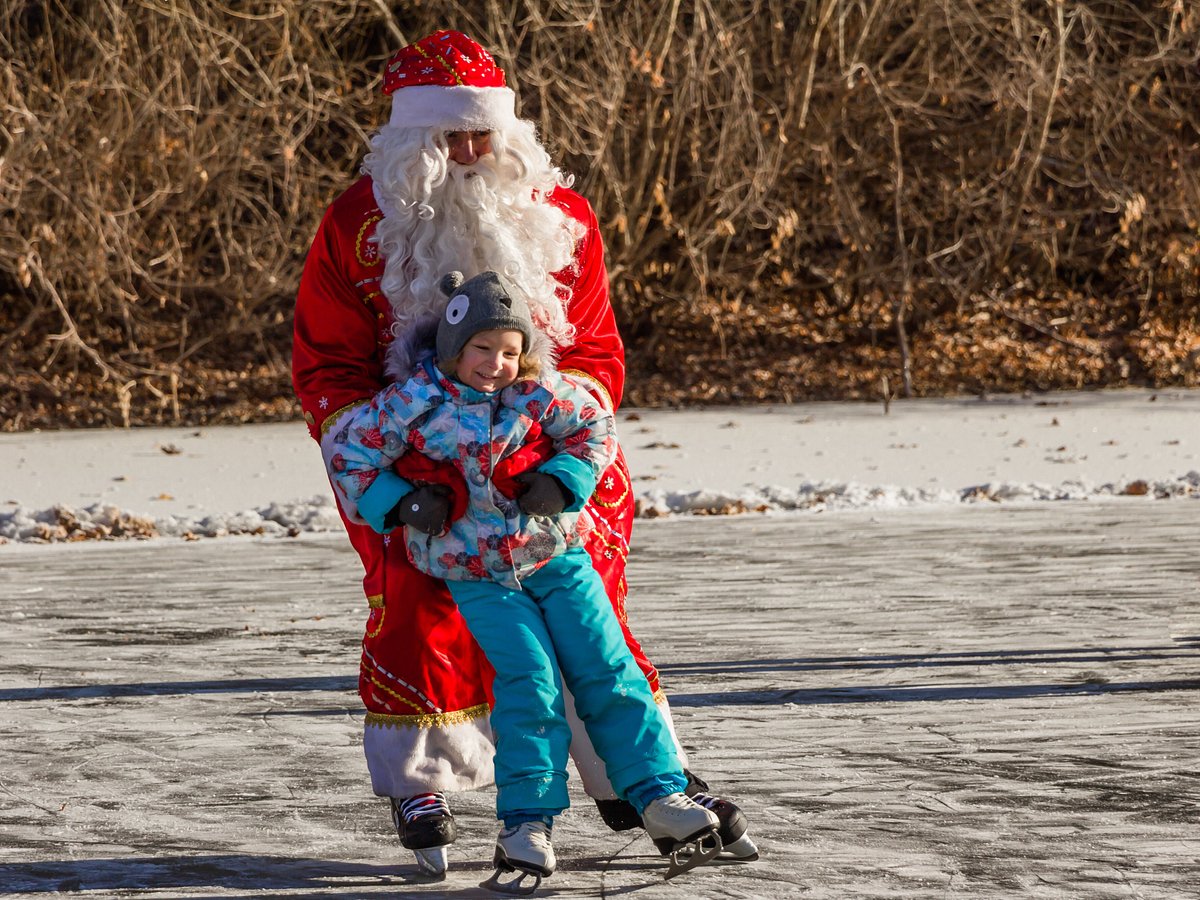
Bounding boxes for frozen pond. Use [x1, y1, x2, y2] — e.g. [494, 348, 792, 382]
[1, 502, 1198, 897]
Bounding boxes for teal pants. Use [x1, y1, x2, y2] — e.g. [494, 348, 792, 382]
[447, 548, 683, 818]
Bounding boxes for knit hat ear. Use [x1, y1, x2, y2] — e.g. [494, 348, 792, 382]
[436, 271, 534, 365]
[382, 30, 518, 132]
[439, 271, 465, 296]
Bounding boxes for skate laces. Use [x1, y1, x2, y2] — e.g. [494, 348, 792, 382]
[653, 791, 706, 813]
[689, 790, 720, 810]
[503, 820, 553, 848]
[400, 792, 450, 824]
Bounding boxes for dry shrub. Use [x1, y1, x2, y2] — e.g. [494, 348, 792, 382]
[1, 1, 1198, 429]
[0, 0, 388, 427]
[598, 0, 1200, 403]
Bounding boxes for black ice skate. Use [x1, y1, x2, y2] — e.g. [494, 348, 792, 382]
[685, 769, 760, 861]
[480, 821, 556, 895]
[390, 792, 457, 877]
[642, 792, 723, 879]
[593, 795, 644, 831]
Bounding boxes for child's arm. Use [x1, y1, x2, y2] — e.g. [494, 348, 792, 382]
[326, 377, 440, 532]
[523, 372, 618, 512]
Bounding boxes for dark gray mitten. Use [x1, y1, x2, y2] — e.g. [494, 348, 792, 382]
[386, 484, 451, 534]
[515, 471, 569, 517]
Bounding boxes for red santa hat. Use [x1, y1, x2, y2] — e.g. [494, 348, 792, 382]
[382, 30, 517, 132]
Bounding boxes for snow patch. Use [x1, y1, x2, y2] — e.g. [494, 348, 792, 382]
[3, 475, 1198, 544]
[0, 495, 343, 544]
[635, 471, 1200, 518]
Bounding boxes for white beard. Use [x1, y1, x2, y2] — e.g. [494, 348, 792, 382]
[363, 123, 585, 381]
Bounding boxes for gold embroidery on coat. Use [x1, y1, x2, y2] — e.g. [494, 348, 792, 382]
[614, 572, 630, 624]
[589, 462, 630, 509]
[355, 215, 383, 267]
[362, 672, 430, 715]
[365, 606, 385, 639]
[592, 533, 628, 563]
[320, 399, 371, 437]
[365, 704, 491, 729]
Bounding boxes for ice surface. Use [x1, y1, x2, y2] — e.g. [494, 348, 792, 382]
[2, 390, 1199, 895]
[1, 507, 1197, 896]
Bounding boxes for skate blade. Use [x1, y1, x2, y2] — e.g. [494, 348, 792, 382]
[665, 831, 723, 880]
[718, 833, 760, 862]
[413, 846, 448, 878]
[480, 866, 543, 895]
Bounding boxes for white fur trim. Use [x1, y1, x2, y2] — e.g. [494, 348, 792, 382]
[364, 713, 496, 797]
[389, 84, 517, 131]
[563, 687, 687, 800]
[383, 316, 440, 383]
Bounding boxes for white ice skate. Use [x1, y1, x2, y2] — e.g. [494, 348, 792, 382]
[642, 792, 723, 879]
[480, 821, 556, 895]
[390, 793, 456, 878]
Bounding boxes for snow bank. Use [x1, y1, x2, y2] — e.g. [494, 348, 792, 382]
[0, 495, 343, 544]
[4, 389, 1198, 544]
[4, 474, 1197, 544]
[635, 471, 1200, 517]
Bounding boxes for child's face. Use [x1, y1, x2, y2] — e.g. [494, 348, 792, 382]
[454, 328, 524, 393]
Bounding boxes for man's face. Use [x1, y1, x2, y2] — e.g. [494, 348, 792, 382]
[445, 130, 493, 165]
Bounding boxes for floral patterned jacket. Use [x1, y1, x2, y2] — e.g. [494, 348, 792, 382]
[328, 357, 617, 589]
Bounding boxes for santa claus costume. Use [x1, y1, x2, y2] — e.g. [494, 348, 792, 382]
[291, 30, 755, 876]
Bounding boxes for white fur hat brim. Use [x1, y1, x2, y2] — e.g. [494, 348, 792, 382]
[388, 84, 518, 131]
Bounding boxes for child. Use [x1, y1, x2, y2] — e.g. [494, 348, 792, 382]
[327, 271, 721, 892]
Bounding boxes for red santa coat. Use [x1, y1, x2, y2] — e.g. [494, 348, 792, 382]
[292, 175, 659, 797]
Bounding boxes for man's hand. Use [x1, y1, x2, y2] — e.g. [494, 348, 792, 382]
[515, 471, 569, 517]
[386, 484, 452, 534]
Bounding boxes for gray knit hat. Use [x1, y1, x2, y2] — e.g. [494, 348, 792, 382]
[436, 270, 534, 363]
